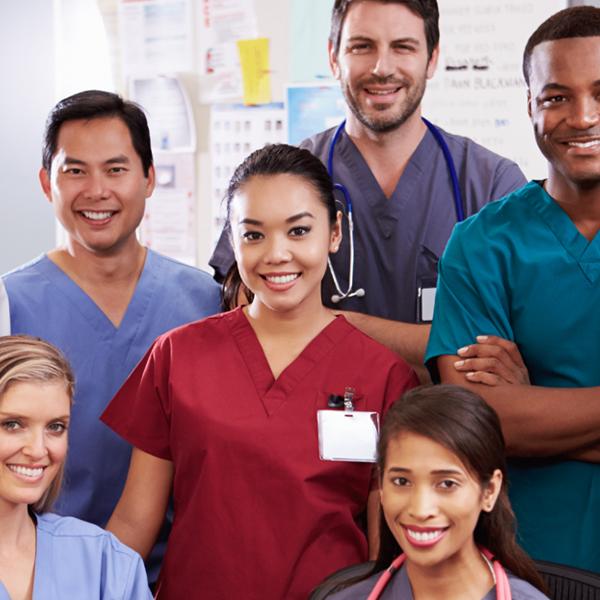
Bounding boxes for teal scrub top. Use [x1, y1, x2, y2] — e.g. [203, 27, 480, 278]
[426, 181, 600, 572]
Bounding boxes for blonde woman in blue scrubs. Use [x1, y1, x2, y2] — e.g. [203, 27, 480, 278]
[0, 336, 151, 600]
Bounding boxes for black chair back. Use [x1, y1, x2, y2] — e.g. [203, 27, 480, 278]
[535, 560, 600, 600]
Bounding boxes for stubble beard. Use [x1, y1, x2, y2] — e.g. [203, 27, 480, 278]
[342, 75, 427, 134]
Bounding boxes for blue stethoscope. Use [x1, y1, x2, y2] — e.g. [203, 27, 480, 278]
[326, 118, 465, 304]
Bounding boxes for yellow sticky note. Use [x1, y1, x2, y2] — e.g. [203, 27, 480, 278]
[237, 38, 272, 105]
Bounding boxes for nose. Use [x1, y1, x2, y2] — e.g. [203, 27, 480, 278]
[371, 48, 395, 79]
[83, 172, 110, 200]
[407, 486, 437, 521]
[566, 96, 600, 130]
[23, 430, 49, 460]
[264, 234, 292, 264]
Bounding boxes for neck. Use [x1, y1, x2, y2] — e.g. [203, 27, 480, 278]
[0, 502, 35, 556]
[344, 109, 427, 198]
[405, 542, 494, 600]
[49, 238, 147, 286]
[246, 294, 334, 339]
[545, 173, 600, 241]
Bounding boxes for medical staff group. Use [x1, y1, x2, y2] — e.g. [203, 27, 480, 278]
[0, 1, 597, 599]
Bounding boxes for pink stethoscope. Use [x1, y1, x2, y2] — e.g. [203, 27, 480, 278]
[366, 547, 512, 600]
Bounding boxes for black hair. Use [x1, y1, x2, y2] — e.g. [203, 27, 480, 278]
[323, 385, 547, 596]
[330, 0, 439, 60]
[523, 6, 600, 86]
[42, 90, 153, 176]
[222, 144, 337, 311]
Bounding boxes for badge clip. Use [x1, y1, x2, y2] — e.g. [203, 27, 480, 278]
[343, 387, 355, 413]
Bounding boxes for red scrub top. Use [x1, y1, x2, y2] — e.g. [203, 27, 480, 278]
[102, 308, 417, 600]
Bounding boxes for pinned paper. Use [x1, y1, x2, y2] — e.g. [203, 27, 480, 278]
[237, 38, 272, 105]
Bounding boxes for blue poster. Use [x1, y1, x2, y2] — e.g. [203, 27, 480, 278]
[287, 84, 345, 145]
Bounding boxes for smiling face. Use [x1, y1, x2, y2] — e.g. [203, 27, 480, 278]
[380, 432, 501, 573]
[330, 1, 438, 134]
[528, 37, 600, 193]
[39, 116, 155, 256]
[0, 381, 70, 510]
[230, 173, 341, 317]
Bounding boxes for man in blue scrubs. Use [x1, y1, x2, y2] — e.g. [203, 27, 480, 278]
[0, 91, 220, 579]
[426, 6, 600, 572]
[210, 0, 526, 378]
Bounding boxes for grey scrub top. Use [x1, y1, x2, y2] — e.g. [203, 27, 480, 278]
[209, 124, 526, 323]
[328, 565, 550, 599]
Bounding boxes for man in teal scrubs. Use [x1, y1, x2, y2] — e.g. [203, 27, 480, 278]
[426, 6, 600, 572]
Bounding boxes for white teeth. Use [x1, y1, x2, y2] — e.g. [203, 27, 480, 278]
[266, 274, 299, 284]
[82, 210, 113, 220]
[567, 140, 600, 148]
[367, 89, 397, 95]
[406, 528, 445, 542]
[8, 465, 44, 478]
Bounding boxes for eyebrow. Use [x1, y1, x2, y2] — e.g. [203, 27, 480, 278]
[346, 35, 420, 45]
[238, 211, 315, 226]
[62, 155, 131, 166]
[0, 412, 70, 420]
[387, 467, 465, 476]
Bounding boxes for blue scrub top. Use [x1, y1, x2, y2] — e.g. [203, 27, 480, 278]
[426, 181, 600, 571]
[0, 513, 152, 600]
[0, 250, 221, 580]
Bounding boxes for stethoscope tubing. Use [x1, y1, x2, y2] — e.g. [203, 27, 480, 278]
[366, 549, 512, 600]
[326, 118, 465, 303]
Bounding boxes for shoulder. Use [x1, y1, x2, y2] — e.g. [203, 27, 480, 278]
[447, 182, 537, 251]
[148, 250, 219, 292]
[299, 126, 336, 160]
[327, 571, 382, 599]
[507, 573, 551, 600]
[440, 128, 522, 175]
[36, 513, 138, 559]
[151, 308, 239, 350]
[1, 254, 47, 283]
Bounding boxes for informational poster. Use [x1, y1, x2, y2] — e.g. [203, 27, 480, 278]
[198, 0, 258, 102]
[139, 152, 197, 265]
[422, 0, 568, 179]
[118, 0, 194, 76]
[290, 0, 334, 82]
[286, 83, 345, 145]
[210, 103, 286, 243]
[130, 76, 196, 151]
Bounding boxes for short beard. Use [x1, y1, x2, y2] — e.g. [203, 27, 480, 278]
[343, 75, 427, 134]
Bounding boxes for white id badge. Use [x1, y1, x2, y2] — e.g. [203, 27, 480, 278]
[317, 410, 380, 462]
[418, 286, 436, 323]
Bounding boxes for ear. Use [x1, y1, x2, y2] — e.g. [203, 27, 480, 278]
[481, 469, 503, 513]
[329, 210, 343, 253]
[329, 39, 341, 80]
[39, 168, 53, 203]
[145, 165, 156, 198]
[527, 90, 533, 119]
[426, 45, 440, 80]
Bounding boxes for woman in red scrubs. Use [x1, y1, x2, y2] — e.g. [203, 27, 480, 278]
[102, 144, 418, 599]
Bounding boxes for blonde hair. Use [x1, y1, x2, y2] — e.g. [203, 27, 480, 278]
[0, 335, 74, 513]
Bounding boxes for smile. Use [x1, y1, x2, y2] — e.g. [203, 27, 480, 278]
[7, 464, 45, 479]
[365, 87, 401, 96]
[566, 140, 600, 148]
[80, 210, 115, 221]
[403, 525, 449, 547]
[263, 273, 300, 284]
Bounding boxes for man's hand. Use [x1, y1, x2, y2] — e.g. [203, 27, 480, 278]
[452, 335, 530, 386]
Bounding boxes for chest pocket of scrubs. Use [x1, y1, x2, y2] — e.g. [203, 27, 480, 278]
[416, 244, 441, 322]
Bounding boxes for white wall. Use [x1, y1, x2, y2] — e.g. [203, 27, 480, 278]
[0, 1, 56, 274]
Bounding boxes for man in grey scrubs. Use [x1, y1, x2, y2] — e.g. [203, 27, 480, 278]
[210, 0, 526, 377]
